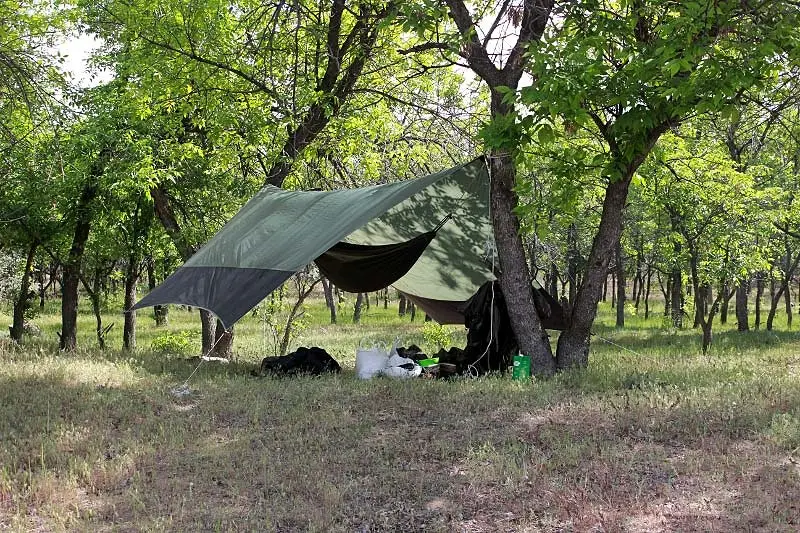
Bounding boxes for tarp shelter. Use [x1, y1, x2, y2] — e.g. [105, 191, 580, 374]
[133, 158, 563, 329]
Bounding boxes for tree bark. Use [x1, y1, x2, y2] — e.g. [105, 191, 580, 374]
[442, 0, 556, 376]
[785, 272, 793, 329]
[719, 281, 729, 325]
[754, 272, 764, 329]
[488, 150, 555, 375]
[735, 282, 749, 332]
[661, 274, 671, 318]
[321, 277, 337, 324]
[211, 320, 234, 358]
[60, 178, 99, 351]
[123, 256, 139, 350]
[549, 263, 559, 300]
[670, 263, 683, 328]
[151, 185, 220, 353]
[353, 292, 364, 323]
[766, 251, 800, 330]
[611, 272, 616, 308]
[556, 173, 631, 369]
[555, 119, 667, 368]
[10, 242, 38, 342]
[147, 257, 168, 325]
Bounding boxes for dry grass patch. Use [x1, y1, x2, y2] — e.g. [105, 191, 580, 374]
[2, 306, 800, 531]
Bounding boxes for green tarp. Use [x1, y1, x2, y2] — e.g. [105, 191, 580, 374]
[133, 158, 495, 327]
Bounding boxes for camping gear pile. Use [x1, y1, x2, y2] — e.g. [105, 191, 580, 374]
[255, 347, 341, 377]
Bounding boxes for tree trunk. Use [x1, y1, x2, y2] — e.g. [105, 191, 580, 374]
[766, 251, 800, 330]
[701, 320, 713, 354]
[644, 266, 652, 320]
[147, 257, 168, 326]
[615, 239, 625, 328]
[86, 267, 107, 350]
[353, 292, 364, 323]
[719, 281, 729, 325]
[735, 282, 749, 332]
[211, 320, 234, 358]
[443, 0, 557, 376]
[409, 301, 416, 322]
[670, 263, 683, 328]
[122, 257, 138, 351]
[200, 310, 217, 354]
[611, 272, 616, 308]
[321, 277, 337, 324]
[151, 185, 219, 353]
[785, 276, 793, 328]
[556, 173, 631, 369]
[660, 274, 670, 317]
[549, 263, 559, 300]
[754, 272, 764, 329]
[398, 292, 407, 316]
[60, 178, 99, 351]
[10, 242, 38, 342]
[488, 150, 554, 376]
[767, 284, 786, 331]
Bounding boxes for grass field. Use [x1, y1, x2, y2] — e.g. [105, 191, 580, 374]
[1, 296, 800, 531]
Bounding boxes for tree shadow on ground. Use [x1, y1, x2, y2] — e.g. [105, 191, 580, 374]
[2, 362, 799, 531]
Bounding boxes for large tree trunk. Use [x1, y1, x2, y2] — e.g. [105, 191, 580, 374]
[555, 122, 667, 369]
[441, 0, 555, 376]
[556, 174, 631, 369]
[353, 292, 364, 323]
[210, 320, 234, 358]
[735, 282, 749, 331]
[60, 178, 99, 351]
[488, 150, 555, 376]
[10, 242, 38, 342]
[199, 310, 217, 354]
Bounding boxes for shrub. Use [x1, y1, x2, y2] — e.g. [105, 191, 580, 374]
[150, 330, 195, 355]
[422, 322, 454, 351]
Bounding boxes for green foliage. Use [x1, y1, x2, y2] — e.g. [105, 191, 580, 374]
[521, 0, 798, 180]
[149, 330, 196, 355]
[421, 321, 454, 351]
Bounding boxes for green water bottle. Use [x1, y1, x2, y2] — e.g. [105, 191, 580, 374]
[512, 354, 531, 381]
